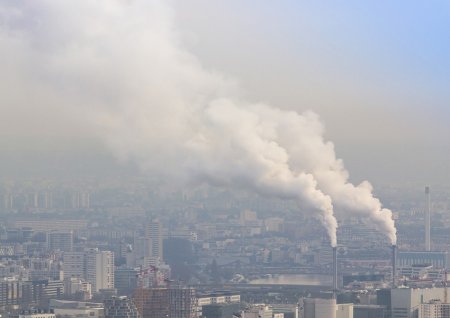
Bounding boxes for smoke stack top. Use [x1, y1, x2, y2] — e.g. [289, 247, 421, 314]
[0, 0, 397, 246]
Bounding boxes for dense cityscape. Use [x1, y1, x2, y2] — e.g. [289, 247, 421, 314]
[1, 1, 450, 318]
[1, 179, 450, 317]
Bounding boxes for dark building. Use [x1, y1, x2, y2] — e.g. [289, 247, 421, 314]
[354, 305, 385, 318]
[376, 289, 391, 318]
[133, 287, 196, 318]
[104, 296, 140, 318]
[114, 268, 139, 296]
[342, 274, 385, 286]
[202, 303, 240, 318]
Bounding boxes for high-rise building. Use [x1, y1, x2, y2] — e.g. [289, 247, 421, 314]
[114, 268, 139, 296]
[301, 298, 353, 318]
[146, 221, 163, 262]
[420, 300, 450, 318]
[63, 249, 114, 293]
[391, 287, 450, 318]
[85, 249, 115, 293]
[133, 287, 196, 318]
[104, 296, 140, 318]
[63, 252, 85, 279]
[47, 231, 73, 252]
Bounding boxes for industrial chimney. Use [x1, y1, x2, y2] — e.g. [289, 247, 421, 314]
[425, 186, 431, 251]
[392, 245, 397, 288]
[332, 246, 338, 293]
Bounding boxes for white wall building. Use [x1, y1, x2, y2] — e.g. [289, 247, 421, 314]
[301, 298, 353, 318]
[391, 287, 450, 318]
[85, 248, 114, 292]
[420, 300, 450, 318]
[63, 249, 114, 293]
[63, 252, 85, 279]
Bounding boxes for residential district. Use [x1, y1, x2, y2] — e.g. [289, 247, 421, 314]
[1, 179, 450, 318]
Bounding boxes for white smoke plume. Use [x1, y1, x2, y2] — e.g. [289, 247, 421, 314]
[0, 0, 396, 246]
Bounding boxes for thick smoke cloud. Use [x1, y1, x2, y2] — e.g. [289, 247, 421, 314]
[0, 0, 396, 245]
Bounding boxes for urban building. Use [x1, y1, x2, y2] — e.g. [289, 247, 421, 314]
[46, 231, 73, 252]
[64, 277, 92, 300]
[114, 268, 139, 296]
[49, 299, 104, 318]
[104, 296, 140, 318]
[18, 311, 56, 318]
[419, 300, 450, 318]
[85, 249, 115, 293]
[63, 252, 85, 279]
[63, 249, 114, 293]
[146, 221, 163, 263]
[241, 304, 272, 318]
[271, 304, 298, 318]
[202, 303, 240, 318]
[353, 305, 385, 318]
[301, 298, 353, 318]
[133, 287, 196, 318]
[391, 287, 450, 318]
[397, 251, 448, 269]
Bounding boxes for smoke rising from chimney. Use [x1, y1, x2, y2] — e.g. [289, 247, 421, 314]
[0, 0, 397, 246]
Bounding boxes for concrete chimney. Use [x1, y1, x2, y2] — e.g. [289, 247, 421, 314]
[425, 186, 431, 251]
[392, 245, 397, 288]
[332, 246, 338, 292]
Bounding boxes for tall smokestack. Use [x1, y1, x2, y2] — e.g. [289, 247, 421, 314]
[425, 186, 431, 251]
[392, 245, 397, 288]
[333, 246, 338, 293]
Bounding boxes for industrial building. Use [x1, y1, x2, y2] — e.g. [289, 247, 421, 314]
[397, 251, 448, 269]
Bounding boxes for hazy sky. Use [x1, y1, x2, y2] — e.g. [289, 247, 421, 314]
[173, 0, 450, 186]
[0, 1, 449, 188]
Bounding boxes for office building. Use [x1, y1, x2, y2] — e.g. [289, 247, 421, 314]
[63, 252, 85, 279]
[63, 249, 114, 293]
[114, 268, 139, 296]
[146, 221, 163, 262]
[242, 304, 272, 318]
[133, 287, 196, 318]
[301, 298, 353, 318]
[202, 303, 240, 318]
[391, 287, 450, 318]
[419, 300, 450, 318]
[353, 305, 385, 318]
[85, 249, 115, 293]
[104, 296, 140, 318]
[46, 231, 73, 252]
[50, 299, 104, 318]
[18, 312, 56, 318]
